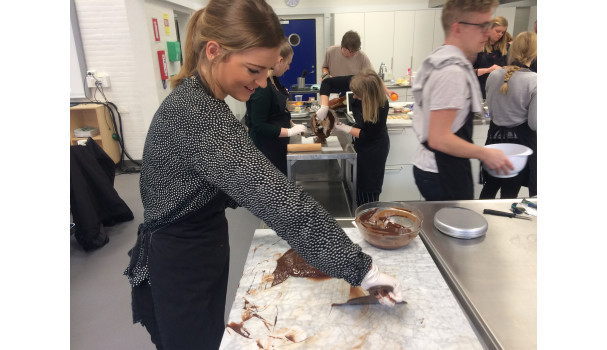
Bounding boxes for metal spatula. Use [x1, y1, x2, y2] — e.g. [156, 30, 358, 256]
[331, 286, 407, 307]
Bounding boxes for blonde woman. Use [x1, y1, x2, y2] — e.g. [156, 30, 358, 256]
[124, 1, 402, 348]
[480, 31, 537, 199]
[473, 16, 509, 99]
[245, 41, 306, 174]
[315, 69, 390, 204]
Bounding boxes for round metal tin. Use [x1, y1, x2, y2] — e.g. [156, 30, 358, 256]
[433, 207, 488, 239]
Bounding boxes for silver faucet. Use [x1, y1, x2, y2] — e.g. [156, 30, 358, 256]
[378, 62, 386, 81]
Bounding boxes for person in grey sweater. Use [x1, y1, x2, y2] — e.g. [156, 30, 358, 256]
[480, 31, 537, 199]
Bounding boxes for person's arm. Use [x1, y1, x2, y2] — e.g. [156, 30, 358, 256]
[248, 86, 283, 138]
[527, 85, 537, 131]
[427, 109, 514, 175]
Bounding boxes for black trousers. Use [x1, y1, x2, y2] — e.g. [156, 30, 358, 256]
[132, 197, 230, 350]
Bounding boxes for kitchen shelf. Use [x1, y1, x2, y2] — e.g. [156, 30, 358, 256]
[70, 103, 121, 164]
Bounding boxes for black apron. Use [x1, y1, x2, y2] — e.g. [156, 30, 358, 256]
[250, 78, 291, 175]
[481, 120, 537, 196]
[127, 191, 230, 350]
[422, 111, 475, 200]
[351, 99, 390, 204]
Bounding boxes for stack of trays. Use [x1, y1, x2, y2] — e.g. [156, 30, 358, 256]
[433, 207, 488, 239]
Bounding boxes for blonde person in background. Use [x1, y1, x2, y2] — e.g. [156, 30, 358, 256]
[473, 16, 510, 99]
[124, 1, 403, 349]
[411, 0, 513, 201]
[480, 31, 537, 199]
[245, 41, 306, 175]
[316, 69, 390, 205]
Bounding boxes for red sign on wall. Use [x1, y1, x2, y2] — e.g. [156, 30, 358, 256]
[152, 18, 160, 41]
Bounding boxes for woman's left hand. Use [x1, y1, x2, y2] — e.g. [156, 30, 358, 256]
[334, 122, 352, 134]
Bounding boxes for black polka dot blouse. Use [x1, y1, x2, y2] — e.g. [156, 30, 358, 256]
[133, 75, 371, 287]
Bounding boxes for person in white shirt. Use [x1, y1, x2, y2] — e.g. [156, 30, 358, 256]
[411, 0, 513, 201]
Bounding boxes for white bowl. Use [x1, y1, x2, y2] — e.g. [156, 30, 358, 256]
[483, 143, 533, 178]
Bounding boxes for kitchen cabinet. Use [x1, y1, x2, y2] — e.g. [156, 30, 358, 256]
[392, 11, 415, 80]
[333, 12, 365, 49]
[411, 10, 437, 73]
[334, 9, 441, 81]
[70, 103, 121, 164]
[363, 12, 395, 75]
[380, 126, 422, 202]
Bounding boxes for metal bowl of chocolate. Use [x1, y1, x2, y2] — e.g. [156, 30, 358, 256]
[355, 201, 424, 249]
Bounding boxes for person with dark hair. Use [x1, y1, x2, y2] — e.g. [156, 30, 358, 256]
[480, 31, 537, 199]
[321, 30, 396, 97]
[315, 69, 390, 205]
[412, 0, 513, 201]
[123, 1, 402, 349]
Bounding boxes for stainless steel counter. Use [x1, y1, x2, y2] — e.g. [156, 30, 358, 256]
[411, 199, 537, 350]
[287, 132, 357, 210]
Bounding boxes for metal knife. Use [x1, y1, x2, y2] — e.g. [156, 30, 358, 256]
[483, 209, 532, 220]
[331, 286, 407, 306]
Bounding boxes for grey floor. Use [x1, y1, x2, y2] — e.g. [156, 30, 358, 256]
[70, 160, 352, 349]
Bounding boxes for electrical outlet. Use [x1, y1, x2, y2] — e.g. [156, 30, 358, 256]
[86, 76, 97, 88]
[99, 75, 111, 87]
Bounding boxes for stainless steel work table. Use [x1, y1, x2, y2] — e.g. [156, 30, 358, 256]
[286, 132, 357, 210]
[411, 199, 537, 350]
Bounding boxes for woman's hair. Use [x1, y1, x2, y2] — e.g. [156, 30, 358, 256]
[441, 0, 499, 35]
[500, 31, 537, 94]
[485, 16, 509, 55]
[349, 69, 387, 124]
[268, 41, 293, 77]
[170, 0, 286, 89]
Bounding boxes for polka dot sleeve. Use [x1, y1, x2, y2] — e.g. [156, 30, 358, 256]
[140, 76, 371, 286]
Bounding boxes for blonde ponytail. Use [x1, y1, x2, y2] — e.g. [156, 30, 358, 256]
[499, 66, 522, 94]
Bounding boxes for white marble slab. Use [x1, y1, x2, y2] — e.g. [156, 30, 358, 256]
[220, 228, 483, 350]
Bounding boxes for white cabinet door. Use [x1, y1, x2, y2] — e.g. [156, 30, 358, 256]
[364, 12, 395, 75]
[412, 10, 438, 73]
[334, 13, 365, 48]
[393, 11, 415, 80]
[380, 164, 422, 202]
[432, 9, 445, 51]
[386, 127, 420, 166]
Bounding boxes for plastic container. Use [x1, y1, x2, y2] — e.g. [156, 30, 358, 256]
[482, 143, 533, 178]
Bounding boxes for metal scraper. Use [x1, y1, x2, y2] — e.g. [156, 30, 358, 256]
[331, 286, 407, 307]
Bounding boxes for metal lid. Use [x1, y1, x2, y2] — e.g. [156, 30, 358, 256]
[433, 207, 488, 239]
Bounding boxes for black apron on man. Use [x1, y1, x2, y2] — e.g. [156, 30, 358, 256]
[422, 111, 475, 200]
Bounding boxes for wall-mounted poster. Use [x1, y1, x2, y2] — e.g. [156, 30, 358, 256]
[152, 18, 160, 41]
[163, 13, 170, 35]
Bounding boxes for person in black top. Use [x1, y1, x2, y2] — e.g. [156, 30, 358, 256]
[473, 16, 510, 99]
[123, 1, 403, 349]
[245, 41, 306, 174]
[315, 69, 390, 205]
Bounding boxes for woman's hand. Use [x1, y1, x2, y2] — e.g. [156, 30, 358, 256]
[287, 124, 307, 136]
[333, 122, 352, 134]
[360, 264, 403, 307]
[315, 105, 329, 122]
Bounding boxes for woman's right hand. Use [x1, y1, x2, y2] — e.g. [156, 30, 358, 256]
[315, 105, 329, 122]
[287, 124, 307, 136]
[481, 148, 514, 176]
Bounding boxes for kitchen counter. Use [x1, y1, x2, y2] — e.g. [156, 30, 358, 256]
[220, 227, 485, 349]
[413, 199, 537, 350]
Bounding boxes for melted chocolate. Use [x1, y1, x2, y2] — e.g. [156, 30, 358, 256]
[271, 248, 329, 287]
[358, 207, 415, 236]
